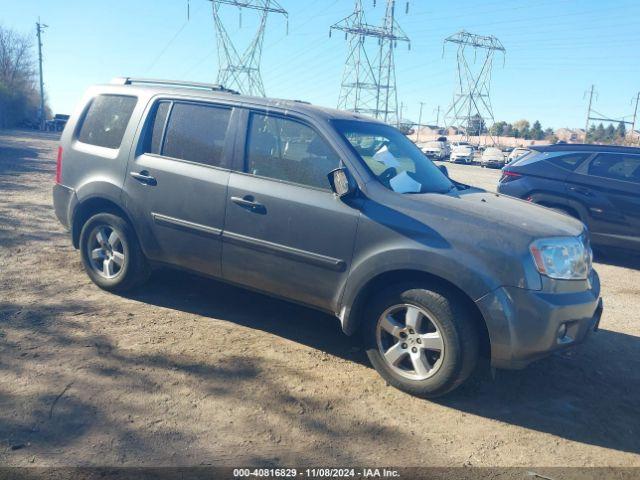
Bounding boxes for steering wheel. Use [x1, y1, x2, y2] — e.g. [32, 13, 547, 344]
[378, 167, 397, 189]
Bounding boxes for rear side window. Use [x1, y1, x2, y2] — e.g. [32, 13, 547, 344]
[246, 113, 340, 189]
[162, 103, 231, 167]
[546, 153, 590, 171]
[588, 153, 640, 183]
[78, 95, 137, 149]
[147, 101, 171, 155]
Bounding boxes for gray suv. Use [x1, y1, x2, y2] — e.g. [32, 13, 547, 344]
[53, 78, 603, 397]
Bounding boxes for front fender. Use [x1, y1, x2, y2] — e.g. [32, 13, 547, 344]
[338, 247, 501, 335]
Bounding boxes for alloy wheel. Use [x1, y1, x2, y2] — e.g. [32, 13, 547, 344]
[87, 225, 125, 279]
[376, 304, 445, 380]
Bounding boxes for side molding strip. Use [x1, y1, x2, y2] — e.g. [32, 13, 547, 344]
[151, 212, 222, 238]
[223, 231, 346, 272]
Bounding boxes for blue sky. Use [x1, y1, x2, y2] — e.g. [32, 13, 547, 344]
[4, 0, 640, 129]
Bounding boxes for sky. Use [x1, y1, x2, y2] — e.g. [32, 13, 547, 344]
[3, 0, 640, 129]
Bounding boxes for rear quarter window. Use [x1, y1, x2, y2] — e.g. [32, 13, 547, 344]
[545, 153, 590, 170]
[77, 95, 137, 149]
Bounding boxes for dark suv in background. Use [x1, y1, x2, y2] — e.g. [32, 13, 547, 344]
[53, 78, 602, 397]
[498, 144, 640, 252]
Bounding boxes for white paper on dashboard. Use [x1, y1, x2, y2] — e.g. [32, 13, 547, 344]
[373, 145, 401, 168]
[389, 171, 422, 194]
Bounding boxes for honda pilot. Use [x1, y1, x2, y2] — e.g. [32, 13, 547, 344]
[53, 78, 603, 397]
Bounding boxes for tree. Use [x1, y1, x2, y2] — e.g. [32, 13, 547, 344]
[531, 120, 544, 140]
[616, 121, 627, 140]
[605, 123, 616, 141]
[467, 114, 486, 136]
[489, 121, 507, 137]
[594, 123, 606, 142]
[0, 25, 44, 128]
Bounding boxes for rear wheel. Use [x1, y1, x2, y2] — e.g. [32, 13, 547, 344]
[362, 284, 479, 397]
[79, 212, 150, 292]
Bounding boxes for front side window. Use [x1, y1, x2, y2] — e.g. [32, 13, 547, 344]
[246, 113, 340, 189]
[162, 103, 231, 167]
[588, 153, 640, 183]
[333, 120, 453, 194]
[78, 95, 137, 149]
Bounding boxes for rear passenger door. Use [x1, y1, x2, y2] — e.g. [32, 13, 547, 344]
[567, 152, 640, 249]
[221, 110, 360, 311]
[123, 99, 237, 277]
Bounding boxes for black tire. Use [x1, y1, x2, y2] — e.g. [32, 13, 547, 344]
[79, 212, 150, 292]
[362, 284, 479, 398]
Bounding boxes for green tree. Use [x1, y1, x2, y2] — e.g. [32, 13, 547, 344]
[594, 123, 606, 142]
[616, 121, 627, 140]
[605, 123, 616, 141]
[531, 120, 544, 140]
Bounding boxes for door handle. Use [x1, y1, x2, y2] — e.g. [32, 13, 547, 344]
[230, 195, 265, 213]
[568, 186, 591, 196]
[130, 170, 157, 186]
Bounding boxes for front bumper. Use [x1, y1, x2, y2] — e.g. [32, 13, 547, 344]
[476, 270, 602, 369]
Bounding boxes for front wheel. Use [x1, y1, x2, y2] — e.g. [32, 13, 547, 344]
[362, 285, 479, 397]
[79, 212, 150, 292]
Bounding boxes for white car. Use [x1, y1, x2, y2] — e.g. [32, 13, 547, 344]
[507, 147, 530, 163]
[480, 147, 506, 168]
[450, 145, 475, 164]
[421, 141, 450, 160]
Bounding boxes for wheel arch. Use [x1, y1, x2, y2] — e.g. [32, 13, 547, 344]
[71, 196, 137, 249]
[527, 191, 587, 223]
[341, 269, 491, 360]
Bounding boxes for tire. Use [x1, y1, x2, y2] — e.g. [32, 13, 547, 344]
[362, 284, 479, 398]
[79, 212, 150, 292]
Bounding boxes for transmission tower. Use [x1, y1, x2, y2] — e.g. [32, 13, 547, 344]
[443, 31, 505, 143]
[330, 0, 410, 125]
[209, 0, 287, 96]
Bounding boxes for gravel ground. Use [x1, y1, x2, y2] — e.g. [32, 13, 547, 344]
[0, 130, 639, 467]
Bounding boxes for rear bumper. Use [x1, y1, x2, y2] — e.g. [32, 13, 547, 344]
[476, 270, 602, 369]
[52, 183, 75, 229]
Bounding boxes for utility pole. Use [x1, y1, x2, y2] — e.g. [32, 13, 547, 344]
[209, 0, 288, 96]
[631, 91, 640, 142]
[585, 84, 595, 138]
[443, 31, 505, 145]
[435, 105, 440, 127]
[417, 101, 426, 142]
[36, 19, 48, 131]
[331, 0, 410, 125]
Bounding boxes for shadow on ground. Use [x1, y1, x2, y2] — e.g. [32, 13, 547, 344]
[124, 269, 640, 456]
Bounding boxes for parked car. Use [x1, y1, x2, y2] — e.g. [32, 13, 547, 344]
[480, 147, 506, 168]
[450, 144, 475, 164]
[421, 140, 450, 160]
[507, 147, 530, 163]
[53, 78, 602, 397]
[498, 144, 640, 252]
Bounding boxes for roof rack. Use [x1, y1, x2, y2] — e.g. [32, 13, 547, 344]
[111, 77, 239, 94]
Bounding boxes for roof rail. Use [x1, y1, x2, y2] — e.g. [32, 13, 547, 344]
[110, 77, 239, 94]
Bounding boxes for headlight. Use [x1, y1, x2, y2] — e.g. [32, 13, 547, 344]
[529, 236, 592, 280]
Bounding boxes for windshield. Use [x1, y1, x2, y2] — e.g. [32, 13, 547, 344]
[333, 120, 454, 194]
[425, 141, 442, 148]
[454, 146, 473, 153]
[484, 148, 502, 155]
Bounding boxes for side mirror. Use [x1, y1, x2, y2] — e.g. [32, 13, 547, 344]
[328, 167, 356, 198]
[438, 164, 449, 177]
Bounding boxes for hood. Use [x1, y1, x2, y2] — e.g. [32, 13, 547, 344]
[404, 187, 584, 241]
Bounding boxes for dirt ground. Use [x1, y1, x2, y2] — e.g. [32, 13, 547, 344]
[0, 130, 639, 467]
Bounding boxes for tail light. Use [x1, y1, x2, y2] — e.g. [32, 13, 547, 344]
[55, 146, 63, 184]
[499, 170, 522, 183]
